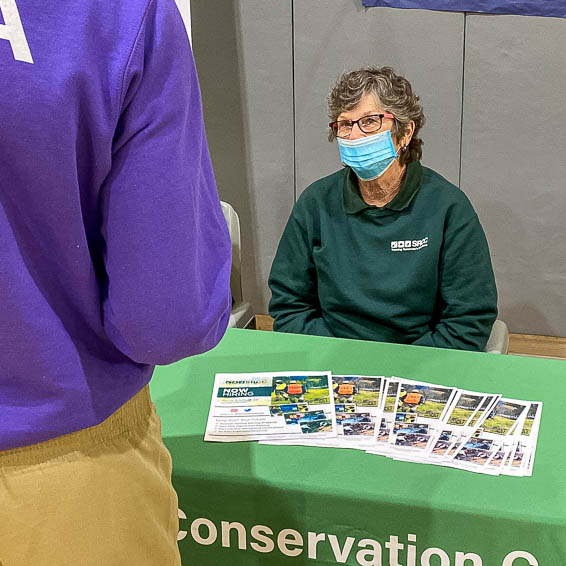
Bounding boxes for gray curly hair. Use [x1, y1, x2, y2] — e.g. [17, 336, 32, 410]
[327, 66, 425, 166]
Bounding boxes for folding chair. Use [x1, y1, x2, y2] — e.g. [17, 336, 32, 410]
[220, 201, 254, 328]
[485, 319, 509, 354]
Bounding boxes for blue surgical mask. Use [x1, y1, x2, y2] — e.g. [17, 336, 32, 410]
[337, 130, 398, 181]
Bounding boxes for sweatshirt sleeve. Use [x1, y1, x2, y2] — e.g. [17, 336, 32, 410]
[412, 210, 498, 351]
[100, 0, 231, 365]
[268, 207, 334, 337]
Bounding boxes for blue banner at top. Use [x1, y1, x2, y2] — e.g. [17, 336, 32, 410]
[362, 0, 566, 19]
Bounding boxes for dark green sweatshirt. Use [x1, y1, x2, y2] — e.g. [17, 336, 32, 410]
[268, 161, 497, 351]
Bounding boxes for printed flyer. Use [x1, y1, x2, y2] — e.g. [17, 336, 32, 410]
[205, 371, 336, 442]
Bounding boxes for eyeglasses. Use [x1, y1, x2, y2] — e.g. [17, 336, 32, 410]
[329, 113, 395, 138]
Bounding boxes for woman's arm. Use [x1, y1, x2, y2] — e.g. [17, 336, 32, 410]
[268, 213, 334, 337]
[413, 213, 498, 351]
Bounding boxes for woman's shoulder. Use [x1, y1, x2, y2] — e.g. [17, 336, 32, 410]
[300, 168, 346, 195]
[295, 168, 347, 208]
[419, 165, 476, 212]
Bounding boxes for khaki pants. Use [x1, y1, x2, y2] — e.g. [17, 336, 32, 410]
[0, 386, 181, 566]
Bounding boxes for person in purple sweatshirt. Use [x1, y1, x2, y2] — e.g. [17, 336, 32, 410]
[0, 1, 231, 564]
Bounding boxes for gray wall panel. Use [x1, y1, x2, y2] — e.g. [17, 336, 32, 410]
[461, 15, 566, 335]
[294, 2, 464, 194]
[191, 0, 294, 313]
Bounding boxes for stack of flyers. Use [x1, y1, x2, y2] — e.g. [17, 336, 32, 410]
[204, 372, 542, 476]
[448, 399, 542, 476]
[373, 380, 401, 448]
[367, 378, 457, 459]
[204, 371, 337, 442]
[506, 402, 543, 476]
[427, 392, 501, 464]
[263, 375, 387, 449]
[368, 382, 542, 477]
[331, 375, 385, 447]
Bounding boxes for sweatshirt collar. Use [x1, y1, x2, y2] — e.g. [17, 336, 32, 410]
[343, 161, 423, 215]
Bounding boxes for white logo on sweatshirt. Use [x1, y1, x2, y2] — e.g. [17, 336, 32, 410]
[0, 0, 33, 64]
[391, 237, 429, 251]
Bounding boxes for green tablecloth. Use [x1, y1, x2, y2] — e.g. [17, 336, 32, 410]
[151, 328, 566, 565]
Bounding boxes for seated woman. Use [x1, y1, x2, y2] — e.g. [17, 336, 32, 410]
[268, 66, 497, 351]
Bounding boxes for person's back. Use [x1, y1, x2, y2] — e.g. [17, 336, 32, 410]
[0, 1, 230, 563]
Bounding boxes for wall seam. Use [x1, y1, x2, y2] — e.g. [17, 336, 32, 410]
[291, 0, 297, 202]
[458, 12, 467, 189]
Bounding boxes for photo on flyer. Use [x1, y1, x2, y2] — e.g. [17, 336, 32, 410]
[454, 437, 495, 465]
[445, 393, 486, 427]
[393, 422, 431, 449]
[396, 382, 456, 421]
[481, 399, 529, 436]
[332, 375, 383, 407]
[330, 376, 384, 444]
[338, 412, 375, 436]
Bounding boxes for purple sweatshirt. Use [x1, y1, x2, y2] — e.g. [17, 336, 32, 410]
[0, 0, 231, 451]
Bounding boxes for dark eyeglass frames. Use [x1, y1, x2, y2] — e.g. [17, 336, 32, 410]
[329, 113, 395, 138]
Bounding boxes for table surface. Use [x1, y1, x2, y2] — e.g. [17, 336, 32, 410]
[151, 328, 566, 564]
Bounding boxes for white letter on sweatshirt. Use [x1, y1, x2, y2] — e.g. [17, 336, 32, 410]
[0, 0, 33, 63]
